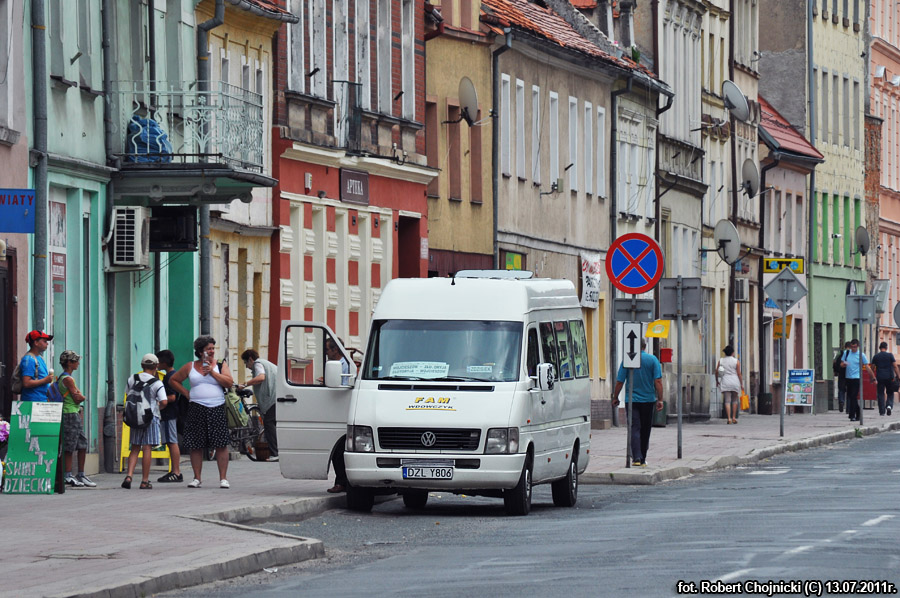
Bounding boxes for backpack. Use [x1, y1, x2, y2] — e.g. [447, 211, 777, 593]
[48, 375, 70, 403]
[224, 386, 248, 429]
[10, 362, 23, 394]
[123, 374, 155, 429]
[832, 351, 846, 378]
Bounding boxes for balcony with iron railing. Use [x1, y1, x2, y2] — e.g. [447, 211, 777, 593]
[110, 81, 275, 204]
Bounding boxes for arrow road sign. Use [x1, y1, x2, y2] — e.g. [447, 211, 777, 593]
[623, 322, 642, 369]
[764, 267, 807, 313]
[606, 233, 664, 295]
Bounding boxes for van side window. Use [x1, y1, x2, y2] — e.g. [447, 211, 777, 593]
[569, 320, 589, 379]
[526, 328, 540, 377]
[554, 321, 575, 380]
[539, 322, 560, 375]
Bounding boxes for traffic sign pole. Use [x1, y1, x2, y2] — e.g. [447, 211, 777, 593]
[780, 278, 787, 438]
[676, 277, 683, 459]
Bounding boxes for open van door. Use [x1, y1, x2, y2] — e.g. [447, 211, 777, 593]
[277, 321, 357, 480]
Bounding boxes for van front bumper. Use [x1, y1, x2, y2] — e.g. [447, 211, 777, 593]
[345, 452, 526, 490]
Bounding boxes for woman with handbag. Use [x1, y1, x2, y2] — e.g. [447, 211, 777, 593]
[716, 345, 744, 424]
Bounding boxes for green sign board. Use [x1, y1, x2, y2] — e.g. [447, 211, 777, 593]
[3, 401, 64, 494]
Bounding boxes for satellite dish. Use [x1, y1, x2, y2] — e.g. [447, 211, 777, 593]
[459, 77, 479, 126]
[722, 80, 750, 123]
[741, 159, 760, 198]
[713, 219, 741, 265]
[855, 225, 870, 256]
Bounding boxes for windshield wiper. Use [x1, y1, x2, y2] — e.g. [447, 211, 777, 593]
[427, 376, 491, 382]
[377, 375, 428, 381]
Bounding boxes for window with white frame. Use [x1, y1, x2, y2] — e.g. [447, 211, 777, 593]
[532, 85, 541, 184]
[550, 92, 559, 184]
[310, 0, 327, 98]
[853, 80, 860, 150]
[516, 79, 525, 179]
[596, 107, 606, 197]
[842, 77, 850, 147]
[221, 49, 230, 85]
[76, 0, 92, 86]
[500, 74, 511, 176]
[401, 0, 414, 118]
[288, 0, 305, 93]
[377, 0, 392, 113]
[355, 0, 371, 110]
[256, 60, 264, 95]
[568, 96, 578, 191]
[645, 124, 656, 219]
[584, 102, 593, 195]
[242, 58, 251, 91]
[334, 0, 349, 89]
[0, 0, 13, 129]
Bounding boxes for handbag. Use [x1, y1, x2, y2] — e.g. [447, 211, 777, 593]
[739, 390, 750, 411]
[888, 377, 900, 394]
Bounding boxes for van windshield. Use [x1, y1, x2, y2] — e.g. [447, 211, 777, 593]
[363, 320, 523, 382]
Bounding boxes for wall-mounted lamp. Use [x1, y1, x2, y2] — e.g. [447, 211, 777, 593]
[374, 217, 379, 229]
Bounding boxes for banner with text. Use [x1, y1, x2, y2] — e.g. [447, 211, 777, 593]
[580, 251, 602, 308]
[3, 401, 63, 494]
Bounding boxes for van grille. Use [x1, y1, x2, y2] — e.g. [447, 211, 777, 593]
[377, 428, 481, 451]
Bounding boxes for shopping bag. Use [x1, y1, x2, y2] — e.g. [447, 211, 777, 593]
[740, 391, 750, 411]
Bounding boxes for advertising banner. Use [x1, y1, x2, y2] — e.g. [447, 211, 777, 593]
[785, 369, 814, 407]
[0, 189, 36, 233]
[3, 401, 64, 494]
[580, 251, 602, 308]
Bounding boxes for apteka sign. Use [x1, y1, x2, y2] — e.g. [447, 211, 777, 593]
[0, 189, 36, 233]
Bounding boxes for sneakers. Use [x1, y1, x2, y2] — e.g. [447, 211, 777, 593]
[187, 478, 202, 489]
[76, 474, 97, 487]
[888, 406, 893, 416]
[157, 471, 184, 483]
[632, 460, 643, 467]
[219, 479, 230, 489]
[268, 455, 279, 462]
[65, 475, 84, 488]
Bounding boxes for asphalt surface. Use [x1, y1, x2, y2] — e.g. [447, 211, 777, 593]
[157, 431, 900, 598]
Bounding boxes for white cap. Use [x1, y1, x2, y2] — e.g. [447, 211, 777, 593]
[141, 353, 159, 367]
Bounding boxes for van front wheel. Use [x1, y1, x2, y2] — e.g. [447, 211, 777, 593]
[551, 451, 578, 507]
[504, 457, 532, 516]
[346, 485, 375, 512]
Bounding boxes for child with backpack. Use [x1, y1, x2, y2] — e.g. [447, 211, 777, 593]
[122, 354, 167, 489]
[56, 350, 97, 488]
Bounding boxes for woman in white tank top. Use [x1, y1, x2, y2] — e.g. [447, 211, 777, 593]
[716, 345, 743, 425]
[170, 335, 234, 489]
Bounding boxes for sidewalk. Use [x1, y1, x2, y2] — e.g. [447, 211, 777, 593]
[583, 409, 900, 484]
[6, 410, 898, 598]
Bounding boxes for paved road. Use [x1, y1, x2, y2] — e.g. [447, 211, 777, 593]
[159, 432, 900, 598]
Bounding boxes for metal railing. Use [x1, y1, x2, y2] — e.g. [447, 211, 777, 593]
[110, 81, 265, 173]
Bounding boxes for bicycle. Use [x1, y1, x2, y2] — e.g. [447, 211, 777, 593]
[204, 386, 267, 461]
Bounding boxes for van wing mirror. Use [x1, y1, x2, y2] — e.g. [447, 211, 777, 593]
[536, 363, 555, 391]
[324, 360, 349, 388]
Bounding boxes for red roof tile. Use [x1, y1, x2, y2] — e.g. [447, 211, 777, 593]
[570, 0, 599, 8]
[481, 0, 651, 75]
[759, 95, 823, 160]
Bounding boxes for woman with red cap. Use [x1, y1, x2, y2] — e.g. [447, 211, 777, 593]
[19, 330, 54, 402]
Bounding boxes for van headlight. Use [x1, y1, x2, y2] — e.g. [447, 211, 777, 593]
[346, 425, 375, 452]
[485, 427, 519, 454]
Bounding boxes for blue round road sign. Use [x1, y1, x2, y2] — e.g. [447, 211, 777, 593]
[606, 233, 664, 294]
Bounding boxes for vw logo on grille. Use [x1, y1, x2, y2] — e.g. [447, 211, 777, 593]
[420, 431, 437, 447]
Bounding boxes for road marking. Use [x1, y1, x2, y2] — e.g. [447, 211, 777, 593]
[784, 545, 813, 555]
[862, 515, 895, 527]
[717, 569, 755, 583]
[747, 468, 790, 475]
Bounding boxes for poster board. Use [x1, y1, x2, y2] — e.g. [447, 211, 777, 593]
[3, 401, 64, 494]
[785, 369, 814, 407]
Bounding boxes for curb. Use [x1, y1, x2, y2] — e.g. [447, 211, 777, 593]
[581, 421, 900, 486]
[61, 496, 348, 598]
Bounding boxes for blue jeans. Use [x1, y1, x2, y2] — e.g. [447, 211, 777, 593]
[837, 378, 847, 410]
[876, 380, 894, 415]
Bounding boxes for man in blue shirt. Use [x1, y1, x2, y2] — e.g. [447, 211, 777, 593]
[612, 339, 664, 466]
[19, 330, 54, 402]
[840, 338, 876, 422]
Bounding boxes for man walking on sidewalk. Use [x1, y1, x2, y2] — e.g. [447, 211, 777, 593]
[870, 342, 899, 416]
[841, 339, 875, 422]
[611, 339, 664, 466]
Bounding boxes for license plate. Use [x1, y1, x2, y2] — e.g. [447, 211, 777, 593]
[402, 466, 454, 480]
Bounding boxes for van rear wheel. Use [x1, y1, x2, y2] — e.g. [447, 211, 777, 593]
[346, 485, 375, 512]
[402, 490, 429, 509]
[504, 457, 532, 516]
[551, 451, 578, 507]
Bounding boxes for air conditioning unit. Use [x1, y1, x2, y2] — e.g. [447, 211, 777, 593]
[112, 207, 150, 269]
[733, 277, 750, 303]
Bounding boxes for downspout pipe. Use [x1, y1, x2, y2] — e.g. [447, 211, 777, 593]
[492, 28, 512, 269]
[728, 0, 737, 347]
[197, 0, 226, 335]
[608, 75, 632, 424]
[806, 0, 816, 372]
[758, 153, 782, 400]
[101, 0, 118, 472]
[31, 0, 48, 330]
[148, 0, 161, 349]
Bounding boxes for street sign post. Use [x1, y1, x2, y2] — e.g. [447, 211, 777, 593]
[659, 277, 701, 459]
[846, 294, 877, 426]
[607, 233, 664, 468]
[764, 267, 808, 437]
